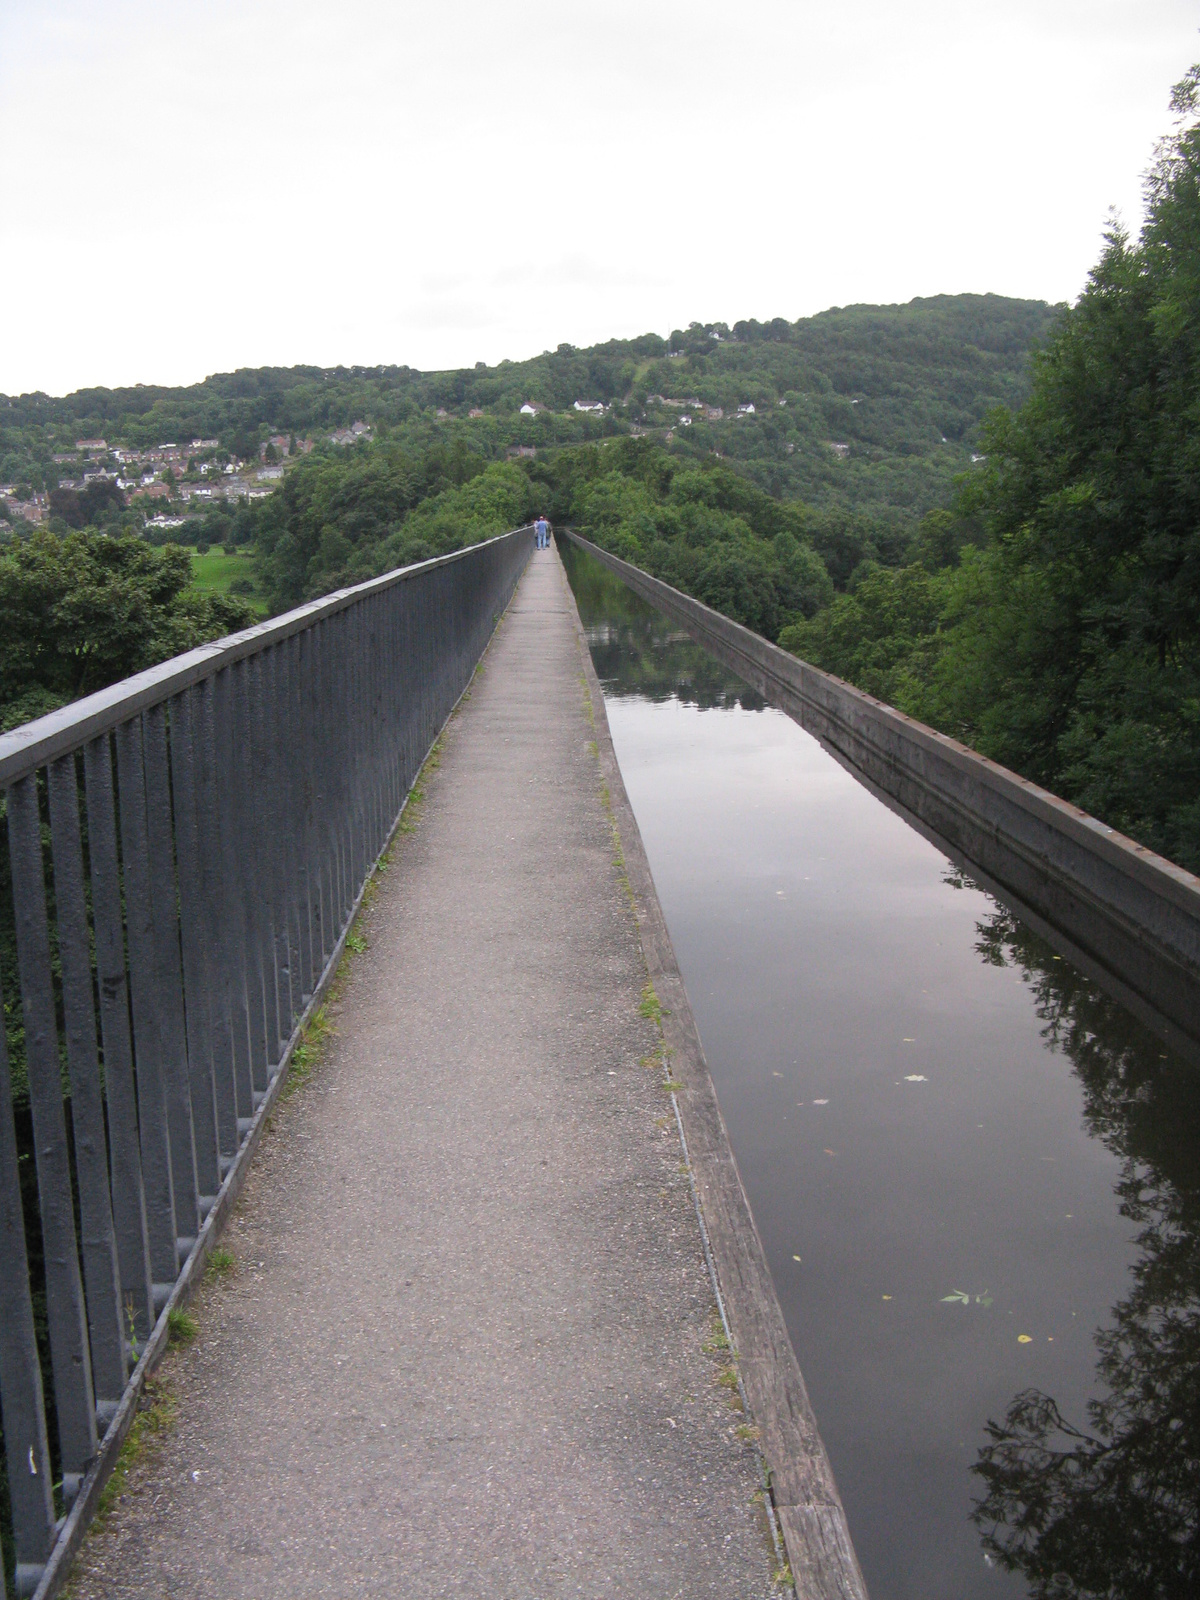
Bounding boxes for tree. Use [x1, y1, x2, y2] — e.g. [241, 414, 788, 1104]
[924, 66, 1200, 869]
[0, 529, 257, 730]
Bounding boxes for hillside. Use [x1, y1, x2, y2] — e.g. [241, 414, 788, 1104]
[1, 294, 1058, 540]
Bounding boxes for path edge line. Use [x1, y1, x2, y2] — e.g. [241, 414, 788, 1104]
[29, 551, 531, 1600]
[557, 543, 869, 1600]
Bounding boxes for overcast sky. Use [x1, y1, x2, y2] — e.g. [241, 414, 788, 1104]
[1, 1, 1197, 396]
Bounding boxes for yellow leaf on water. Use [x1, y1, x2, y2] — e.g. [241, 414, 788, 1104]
[792, 1254, 802, 1262]
[1018, 1335, 1033, 1343]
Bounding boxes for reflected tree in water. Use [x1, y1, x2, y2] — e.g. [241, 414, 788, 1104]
[561, 539, 767, 713]
[966, 906, 1200, 1599]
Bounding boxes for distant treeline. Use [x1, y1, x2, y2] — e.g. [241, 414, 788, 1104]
[2, 292, 1056, 539]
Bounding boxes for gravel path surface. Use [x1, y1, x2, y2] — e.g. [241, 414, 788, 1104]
[68, 546, 776, 1600]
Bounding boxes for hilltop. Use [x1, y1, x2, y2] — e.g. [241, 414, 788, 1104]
[1, 293, 1058, 540]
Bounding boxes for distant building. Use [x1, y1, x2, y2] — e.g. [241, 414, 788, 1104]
[329, 422, 372, 445]
[436, 408, 448, 419]
[75, 438, 107, 452]
[737, 403, 756, 416]
[506, 445, 537, 459]
[2, 496, 46, 525]
[468, 408, 485, 419]
[826, 442, 850, 458]
[191, 438, 220, 450]
[706, 406, 724, 421]
[519, 402, 544, 416]
[679, 415, 693, 426]
[257, 467, 284, 481]
[573, 400, 604, 413]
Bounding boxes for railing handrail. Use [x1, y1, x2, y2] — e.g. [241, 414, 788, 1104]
[0, 527, 533, 789]
[0, 524, 535, 1598]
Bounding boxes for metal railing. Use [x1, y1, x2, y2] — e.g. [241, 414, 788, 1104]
[0, 527, 532, 1597]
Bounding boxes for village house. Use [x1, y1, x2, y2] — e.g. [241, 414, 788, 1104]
[75, 438, 107, 452]
[329, 422, 371, 445]
[519, 402, 544, 416]
[737, 403, 756, 416]
[468, 408, 485, 419]
[573, 400, 604, 413]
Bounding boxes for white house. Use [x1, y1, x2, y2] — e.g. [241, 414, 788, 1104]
[737, 403, 756, 416]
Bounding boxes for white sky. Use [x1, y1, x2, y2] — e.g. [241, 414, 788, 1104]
[1, 0, 1197, 396]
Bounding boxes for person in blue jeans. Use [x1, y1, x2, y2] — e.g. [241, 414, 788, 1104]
[535, 515, 550, 549]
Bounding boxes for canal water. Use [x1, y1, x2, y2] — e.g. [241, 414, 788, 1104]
[560, 541, 1200, 1600]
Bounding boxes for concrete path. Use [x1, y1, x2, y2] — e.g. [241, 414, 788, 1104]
[70, 547, 776, 1599]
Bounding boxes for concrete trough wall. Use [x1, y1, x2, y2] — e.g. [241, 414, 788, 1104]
[562, 532, 1200, 1056]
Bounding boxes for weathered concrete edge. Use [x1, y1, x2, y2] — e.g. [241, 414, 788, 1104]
[558, 548, 869, 1600]
[561, 531, 1200, 1048]
[29, 552, 531, 1600]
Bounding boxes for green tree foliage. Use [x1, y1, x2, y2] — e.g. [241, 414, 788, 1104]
[784, 69, 1200, 873]
[47, 479, 125, 529]
[0, 295, 1052, 551]
[535, 440, 834, 642]
[0, 529, 256, 730]
[254, 441, 539, 611]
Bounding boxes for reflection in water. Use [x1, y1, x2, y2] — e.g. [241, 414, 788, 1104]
[564, 542, 766, 712]
[561, 539, 1200, 1600]
[967, 906, 1200, 1600]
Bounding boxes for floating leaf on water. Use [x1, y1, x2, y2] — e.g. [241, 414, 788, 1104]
[882, 1294, 893, 1300]
[941, 1290, 970, 1305]
[1018, 1334, 1033, 1343]
[902, 1038, 916, 1043]
[792, 1254, 802, 1262]
[903, 1074, 927, 1082]
[823, 1148, 836, 1156]
[813, 1098, 828, 1105]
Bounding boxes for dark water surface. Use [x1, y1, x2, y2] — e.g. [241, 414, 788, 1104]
[561, 542, 1200, 1600]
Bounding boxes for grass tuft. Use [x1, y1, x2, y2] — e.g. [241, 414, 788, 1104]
[92, 1376, 177, 1528]
[205, 1247, 236, 1282]
[166, 1307, 198, 1346]
[638, 984, 662, 1025]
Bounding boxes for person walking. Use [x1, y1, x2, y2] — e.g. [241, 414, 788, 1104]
[534, 514, 550, 550]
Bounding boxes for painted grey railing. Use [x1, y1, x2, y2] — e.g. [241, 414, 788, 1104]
[0, 527, 532, 1598]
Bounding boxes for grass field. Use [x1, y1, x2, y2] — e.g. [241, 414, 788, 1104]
[186, 546, 268, 614]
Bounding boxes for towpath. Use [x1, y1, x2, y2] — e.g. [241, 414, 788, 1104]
[69, 546, 777, 1598]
